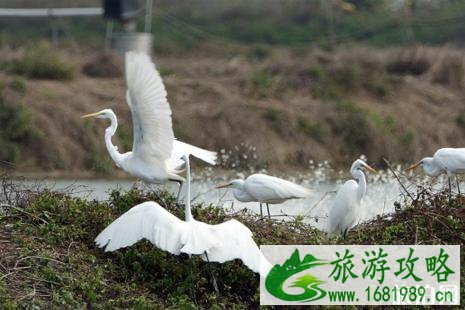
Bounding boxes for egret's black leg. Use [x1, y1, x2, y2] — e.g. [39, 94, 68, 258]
[266, 203, 271, 219]
[259, 203, 263, 218]
[448, 177, 452, 195]
[175, 181, 184, 206]
[204, 252, 220, 297]
[188, 256, 197, 305]
[343, 228, 348, 239]
[456, 176, 461, 194]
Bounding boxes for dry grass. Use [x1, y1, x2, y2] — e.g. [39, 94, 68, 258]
[1, 45, 465, 173]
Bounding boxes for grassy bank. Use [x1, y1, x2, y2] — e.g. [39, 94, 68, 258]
[2, 45, 465, 174]
[0, 178, 463, 308]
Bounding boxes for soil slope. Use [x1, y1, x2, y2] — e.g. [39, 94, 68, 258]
[2, 45, 465, 175]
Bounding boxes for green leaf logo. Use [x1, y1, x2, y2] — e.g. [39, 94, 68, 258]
[265, 249, 328, 302]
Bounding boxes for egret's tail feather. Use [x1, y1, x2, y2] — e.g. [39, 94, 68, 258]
[173, 140, 217, 165]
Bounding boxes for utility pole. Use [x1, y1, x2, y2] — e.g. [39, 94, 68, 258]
[320, 0, 335, 48]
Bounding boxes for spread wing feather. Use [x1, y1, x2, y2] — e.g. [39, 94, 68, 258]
[201, 219, 272, 277]
[95, 201, 187, 254]
[125, 52, 174, 162]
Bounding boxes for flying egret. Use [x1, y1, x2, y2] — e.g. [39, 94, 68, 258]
[406, 148, 465, 193]
[95, 155, 271, 293]
[327, 159, 377, 236]
[82, 52, 216, 201]
[216, 174, 313, 219]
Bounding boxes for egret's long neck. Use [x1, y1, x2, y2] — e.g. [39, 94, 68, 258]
[353, 170, 367, 202]
[184, 156, 193, 222]
[104, 112, 124, 167]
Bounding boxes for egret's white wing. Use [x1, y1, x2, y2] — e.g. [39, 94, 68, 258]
[125, 52, 174, 163]
[244, 174, 313, 202]
[434, 148, 465, 173]
[200, 219, 272, 277]
[327, 180, 359, 235]
[95, 201, 187, 254]
[166, 140, 217, 170]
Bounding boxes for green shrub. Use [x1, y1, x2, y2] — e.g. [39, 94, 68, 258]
[332, 100, 372, 153]
[248, 70, 283, 98]
[247, 44, 272, 60]
[456, 112, 465, 129]
[0, 95, 39, 162]
[8, 77, 26, 94]
[263, 107, 279, 122]
[0, 186, 323, 308]
[0, 182, 464, 307]
[297, 117, 327, 142]
[4, 45, 74, 80]
[399, 130, 415, 146]
[364, 80, 388, 97]
[331, 65, 359, 91]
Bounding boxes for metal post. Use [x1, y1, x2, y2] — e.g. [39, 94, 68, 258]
[105, 20, 114, 51]
[144, 0, 153, 33]
[50, 18, 59, 46]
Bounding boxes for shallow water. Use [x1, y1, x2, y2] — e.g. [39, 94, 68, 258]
[14, 162, 458, 232]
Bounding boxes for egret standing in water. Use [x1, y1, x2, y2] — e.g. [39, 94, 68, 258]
[95, 155, 271, 294]
[216, 174, 313, 218]
[82, 52, 216, 201]
[406, 148, 465, 193]
[327, 159, 377, 236]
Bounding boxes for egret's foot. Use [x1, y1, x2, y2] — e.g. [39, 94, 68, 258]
[188, 257, 198, 306]
[211, 272, 220, 298]
[205, 252, 220, 297]
[342, 228, 348, 239]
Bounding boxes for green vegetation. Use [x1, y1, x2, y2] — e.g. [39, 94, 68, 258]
[0, 92, 40, 163]
[399, 130, 415, 146]
[297, 117, 327, 142]
[8, 78, 26, 94]
[331, 100, 372, 154]
[456, 111, 465, 129]
[263, 107, 279, 122]
[0, 180, 463, 307]
[247, 70, 284, 98]
[2, 44, 74, 80]
[0, 184, 321, 308]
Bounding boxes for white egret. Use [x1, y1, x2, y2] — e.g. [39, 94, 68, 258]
[95, 155, 271, 290]
[82, 52, 216, 201]
[216, 174, 313, 218]
[406, 148, 465, 193]
[327, 159, 377, 236]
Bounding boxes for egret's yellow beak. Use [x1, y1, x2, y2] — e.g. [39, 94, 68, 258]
[405, 162, 421, 172]
[364, 164, 378, 174]
[81, 112, 101, 119]
[215, 183, 232, 189]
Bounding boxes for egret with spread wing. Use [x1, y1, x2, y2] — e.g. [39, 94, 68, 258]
[327, 159, 377, 236]
[95, 155, 271, 292]
[216, 174, 313, 218]
[82, 52, 216, 201]
[406, 147, 465, 193]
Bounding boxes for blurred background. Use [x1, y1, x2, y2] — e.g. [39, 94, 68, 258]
[1, 0, 465, 177]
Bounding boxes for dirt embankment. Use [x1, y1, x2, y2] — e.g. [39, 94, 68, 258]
[2, 45, 465, 176]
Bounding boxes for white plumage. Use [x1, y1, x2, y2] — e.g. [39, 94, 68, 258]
[95, 156, 271, 278]
[406, 147, 465, 192]
[327, 159, 377, 236]
[217, 173, 313, 218]
[82, 52, 216, 200]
